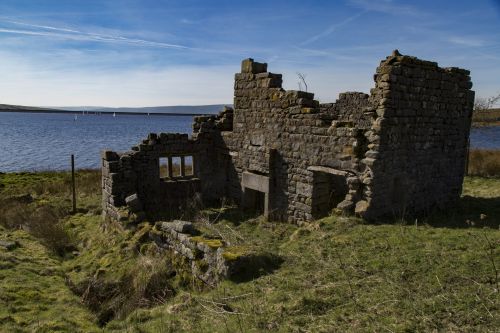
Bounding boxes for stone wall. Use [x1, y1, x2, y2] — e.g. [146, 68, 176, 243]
[213, 59, 374, 223]
[102, 133, 211, 222]
[102, 50, 474, 224]
[150, 220, 251, 286]
[357, 51, 474, 218]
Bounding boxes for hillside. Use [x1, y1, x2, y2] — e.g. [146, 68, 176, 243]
[0, 103, 226, 115]
[0, 170, 498, 332]
[0, 104, 65, 113]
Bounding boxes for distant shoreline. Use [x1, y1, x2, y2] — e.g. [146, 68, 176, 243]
[0, 109, 215, 117]
[3, 107, 500, 123]
[0, 102, 226, 116]
[472, 108, 500, 127]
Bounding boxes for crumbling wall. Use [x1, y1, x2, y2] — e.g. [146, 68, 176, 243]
[320, 92, 372, 128]
[102, 51, 474, 225]
[210, 59, 373, 223]
[150, 220, 251, 286]
[357, 51, 474, 218]
[102, 133, 211, 222]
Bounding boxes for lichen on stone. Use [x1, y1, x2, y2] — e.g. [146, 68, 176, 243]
[190, 236, 224, 249]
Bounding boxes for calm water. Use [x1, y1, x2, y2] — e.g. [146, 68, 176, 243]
[1, 112, 499, 172]
[0, 112, 193, 172]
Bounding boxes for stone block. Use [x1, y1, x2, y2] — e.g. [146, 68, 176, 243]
[241, 58, 267, 74]
[125, 193, 143, 212]
[101, 150, 119, 161]
[161, 220, 196, 235]
[0, 240, 19, 251]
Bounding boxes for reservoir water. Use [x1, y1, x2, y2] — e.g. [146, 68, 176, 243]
[1, 111, 499, 172]
[0, 112, 192, 172]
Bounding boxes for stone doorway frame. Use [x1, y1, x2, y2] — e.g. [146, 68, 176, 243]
[241, 171, 270, 219]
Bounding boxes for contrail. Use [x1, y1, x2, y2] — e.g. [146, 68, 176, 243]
[0, 17, 189, 49]
[300, 11, 366, 46]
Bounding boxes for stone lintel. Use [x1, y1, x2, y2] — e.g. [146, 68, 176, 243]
[242, 171, 269, 193]
[307, 165, 349, 176]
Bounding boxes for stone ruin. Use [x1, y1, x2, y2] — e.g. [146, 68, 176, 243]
[102, 50, 474, 225]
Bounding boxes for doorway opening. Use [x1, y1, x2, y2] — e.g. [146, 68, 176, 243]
[311, 171, 348, 218]
[244, 188, 266, 215]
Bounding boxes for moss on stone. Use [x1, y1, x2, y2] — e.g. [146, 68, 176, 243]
[149, 225, 163, 237]
[222, 246, 249, 261]
[190, 236, 224, 249]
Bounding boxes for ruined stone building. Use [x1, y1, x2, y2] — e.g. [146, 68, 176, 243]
[102, 51, 474, 225]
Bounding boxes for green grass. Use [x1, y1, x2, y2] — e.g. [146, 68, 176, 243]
[106, 215, 500, 332]
[1, 171, 499, 332]
[0, 226, 99, 332]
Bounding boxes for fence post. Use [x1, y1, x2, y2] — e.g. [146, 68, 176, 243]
[71, 154, 76, 214]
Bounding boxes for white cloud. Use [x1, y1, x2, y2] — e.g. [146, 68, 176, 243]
[448, 36, 485, 47]
[0, 47, 377, 107]
[0, 51, 236, 107]
[348, 0, 428, 17]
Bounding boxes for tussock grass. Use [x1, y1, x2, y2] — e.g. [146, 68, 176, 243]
[468, 148, 500, 176]
[106, 178, 500, 333]
[1, 170, 499, 332]
[0, 170, 101, 256]
[63, 216, 177, 326]
[106, 211, 500, 332]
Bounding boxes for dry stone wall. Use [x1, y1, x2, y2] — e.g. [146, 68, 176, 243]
[102, 50, 473, 225]
[102, 133, 212, 222]
[150, 220, 251, 286]
[358, 51, 474, 218]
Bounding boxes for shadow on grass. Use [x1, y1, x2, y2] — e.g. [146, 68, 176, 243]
[422, 195, 500, 229]
[229, 253, 284, 283]
[204, 206, 262, 226]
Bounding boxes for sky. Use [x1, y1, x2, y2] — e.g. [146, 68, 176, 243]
[0, 0, 499, 107]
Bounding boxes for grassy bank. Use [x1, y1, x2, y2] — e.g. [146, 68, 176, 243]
[0, 170, 499, 332]
[472, 109, 500, 127]
[472, 108, 500, 127]
[468, 149, 500, 177]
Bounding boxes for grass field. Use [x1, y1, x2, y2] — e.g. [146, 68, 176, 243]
[0, 169, 499, 332]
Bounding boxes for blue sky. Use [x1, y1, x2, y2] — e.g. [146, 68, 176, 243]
[0, 0, 499, 107]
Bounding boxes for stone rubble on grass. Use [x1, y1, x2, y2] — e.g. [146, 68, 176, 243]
[0, 240, 19, 251]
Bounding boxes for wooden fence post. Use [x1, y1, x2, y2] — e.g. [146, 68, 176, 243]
[71, 154, 76, 214]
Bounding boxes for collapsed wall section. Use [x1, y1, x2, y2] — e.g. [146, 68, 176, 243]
[211, 59, 375, 223]
[102, 133, 211, 222]
[358, 51, 474, 218]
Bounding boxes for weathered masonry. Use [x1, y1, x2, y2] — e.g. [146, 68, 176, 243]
[102, 50, 474, 224]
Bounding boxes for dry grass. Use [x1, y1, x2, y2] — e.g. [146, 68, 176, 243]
[472, 108, 500, 126]
[0, 199, 72, 256]
[468, 148, 500, 176]
[0, 170, 101, 256]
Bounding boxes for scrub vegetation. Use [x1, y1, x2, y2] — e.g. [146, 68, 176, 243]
[468, 149, 500, 177]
